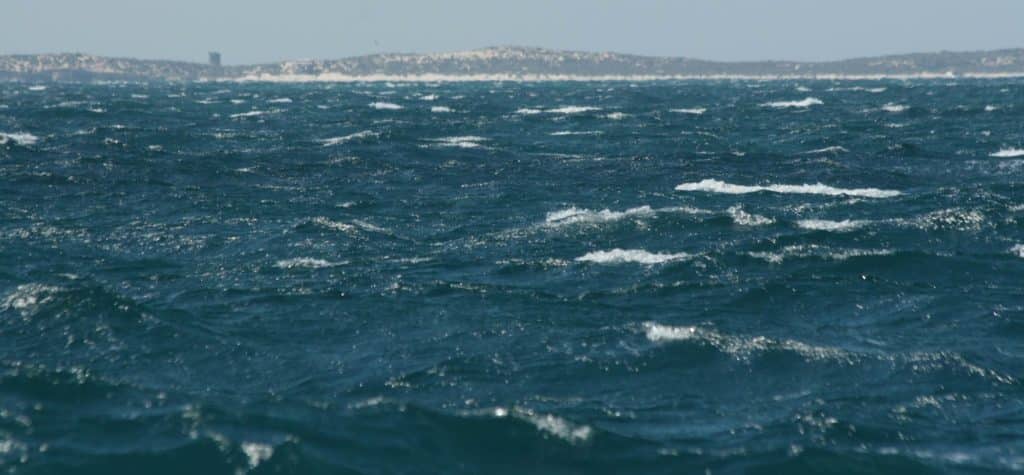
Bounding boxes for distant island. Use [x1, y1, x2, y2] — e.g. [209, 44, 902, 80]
[2, 46, 1024, 82]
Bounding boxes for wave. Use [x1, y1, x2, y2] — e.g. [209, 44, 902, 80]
[727, 206, 774, 226]
[241, 442, 275, 469]
[762, 97, 823, 108]
[605, 112, 627, 120]
[544, 205, 706, 227]
[430, 106, 453, 113]
[427, 136, 488, 148]
[985, 105, 1000, 112]
[310, 216, 357, 232]
[419, 94, 438, 101]
[28, 85, 47, 91]
[0, 132, 40, 146]
[549, 131, 603, 136]
[275, 258, 346, 269]
[802, 146, 848, 154]
[670, 108, 706, 115]
[882, 103, 909, 113]
[991, 148, 1024, 158]
[748, 245, 894, 264]
[2, 283, 62, 313]
[547, 106, 602, 114]
[644, 322, 850, 362]
[229, 110, 276, 119]
[514, 108, 543, 115]
[796, 219, 869, 232]
[575, 249, 691, 265]
[319, 130, 378, 146]
[675, 179, 901, 198]
[1013, 244, 1024, 258]
[369, 102, 403, 110]
[267, 97, 293, 103]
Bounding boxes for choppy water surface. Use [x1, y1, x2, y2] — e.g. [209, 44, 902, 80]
[2, 80, 1024, 474]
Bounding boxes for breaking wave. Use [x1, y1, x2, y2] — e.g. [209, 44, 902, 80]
[675, 179, 901, 198]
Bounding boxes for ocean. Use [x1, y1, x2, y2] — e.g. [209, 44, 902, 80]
[1, 80, 1023, 474]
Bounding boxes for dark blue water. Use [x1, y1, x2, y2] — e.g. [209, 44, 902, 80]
[2, 80, 1024, 474]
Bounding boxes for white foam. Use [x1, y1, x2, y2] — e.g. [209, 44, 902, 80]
[229, 110, 272, 118]
[643, 322, 850, 362]
[369, 101, 403, 110]
[311, 217, 357, 232]
[991, 148, 1024, 158]
[2, 284, 61, 312]
[549, 131, 602, 136]
[1012, 244, 1024, 258]
[670, 107, 706, 115]
[547, 106, 601, 114]
[728, 206, 774, 226]
[576, 249, 690, 265]
[275, 258, 344, 269]
[522, 412, 592, 443]
[267, 97, 293, 103]
[427, 136, 488, 148]
[802, 146, 848, 154]
[319, 130, 378, 146]
[985, 105, 999, 112]
[796, 219, 869, 232]
[0, 132, 40, 146]
[675, 179, 901, 198]
[241, 442, 274, 469]
[28, 85, 47, 91]
[605, 112, 627, 120]
[748, 245, 894, 264]
[882, 103, 908, 113]
[546, 206, 655, 226]
[420, 94, 439, 101]
[762, 97, 823, 108]
[430, 106, 453, 113]
[515, 108, 543, 115]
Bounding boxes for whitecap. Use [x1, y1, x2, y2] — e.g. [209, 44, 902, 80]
[547, 106, 601, 114]
[643, 322, 851, 362]
[275, 258, 344, 269]
[229, 110, 271, 119]
[427, 136, 488, 148]
[796, 219, 869, 232]
[319, 130, 378, 146]
[267, 97, 292, 103]
[546, 206, 655, 226]
[748, 245, 894, 264]
[369, 102, 403, 110]
[131, 94, 149, 99]
[549, 131, 602, 136]
[675, 179, 900, 198]
[728, 206, 774, 226]
[802, 146, 848, 154]
[762, 97, 823, 108]
[2, 284, 61, 312]
[310, 217, 357, 232]
[670, 107, 706, 115]
[430, 106, 453, 113]
[576, 249, 690, 265]
[605, 112, 627, 120]
[985, 105, 999, 112]
[241, 442, 274, 469]
[882, 103, 908, 113]
[515, 108, 543, 115]
[991, 148, 1024, 158]
[521, 411, 592, 443]
[0, 132, 39, 146]
[28, 85, 47, 91]
[1012, 244, 1024, 258]
[420, 94, 439, 101]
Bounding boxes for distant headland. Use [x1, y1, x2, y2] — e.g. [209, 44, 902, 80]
[2, 46, 1024, 82]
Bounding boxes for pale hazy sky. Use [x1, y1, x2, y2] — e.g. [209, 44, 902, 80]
[3, 0, 1024, 65]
